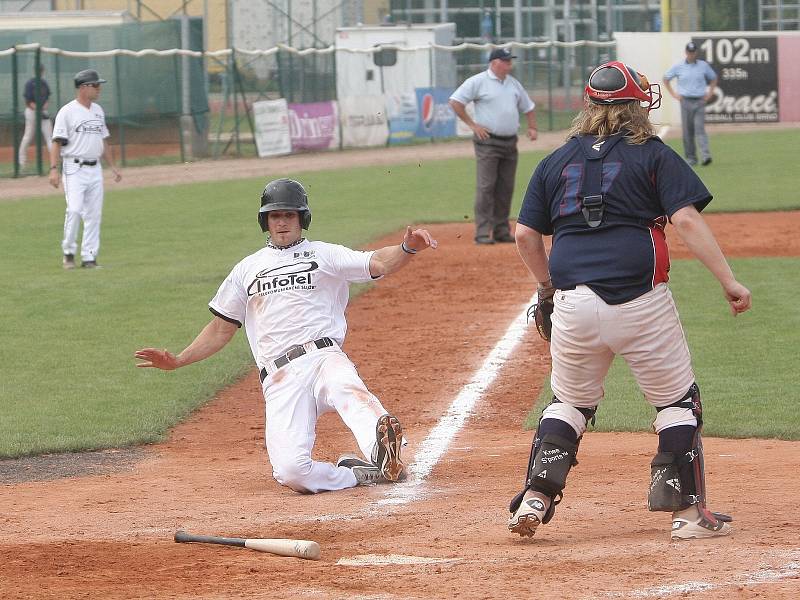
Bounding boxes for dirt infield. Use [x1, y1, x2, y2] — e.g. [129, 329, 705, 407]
[1, 213, 798, 599]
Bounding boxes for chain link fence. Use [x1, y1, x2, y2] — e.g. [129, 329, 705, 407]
[2, 38, 616, 178]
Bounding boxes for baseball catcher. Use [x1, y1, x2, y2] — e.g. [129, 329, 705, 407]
[509, 61, 751, 540]
[135, 179, 438, 493]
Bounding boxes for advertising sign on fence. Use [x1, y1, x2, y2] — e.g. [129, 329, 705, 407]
[339, 95, 389, 148]
[385, 93, 419, 145]
[252, 99, 292, 157]
[414, 87, 457, 139]
[693, 36, 779, 123]
[287, 101, 339, 152]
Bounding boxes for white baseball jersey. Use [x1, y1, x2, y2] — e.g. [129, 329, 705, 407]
[51, 99, 109, 160]
[209, 239, 376, 367]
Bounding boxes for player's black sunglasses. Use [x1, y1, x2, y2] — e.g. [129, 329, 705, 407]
[82, 82, 102, 88]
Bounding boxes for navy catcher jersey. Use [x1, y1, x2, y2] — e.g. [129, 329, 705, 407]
[518, 133, 712, 304]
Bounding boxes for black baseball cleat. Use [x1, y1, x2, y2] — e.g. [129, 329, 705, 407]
[81, 260, 100, 269]
[701, 157, 713, 166]
[336, 454, 386, 485]
[371, 414, 406, 482]
[62, 254, 75, 270]
[475, 236, 495, 245]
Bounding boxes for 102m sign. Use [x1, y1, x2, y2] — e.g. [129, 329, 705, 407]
[694, 36, 778, 123]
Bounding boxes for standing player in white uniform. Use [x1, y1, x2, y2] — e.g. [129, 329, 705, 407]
[135, 179, 438, 493]
[49, 69, 121, 269]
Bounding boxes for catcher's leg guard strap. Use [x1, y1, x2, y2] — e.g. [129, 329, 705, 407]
[509, 398, 594, 524]
[650, 384, 705, 512]
[513, 418, 579, 525]
[530, 430, 578, 498]
[542, 399, 595, 438]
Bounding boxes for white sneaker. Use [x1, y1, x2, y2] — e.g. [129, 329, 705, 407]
[508, 497, 547, 538]
[672, 506, 732, 540]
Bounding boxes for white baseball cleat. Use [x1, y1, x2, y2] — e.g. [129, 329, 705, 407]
[671, 505, 732, 540]
[508, 497, 547, 538]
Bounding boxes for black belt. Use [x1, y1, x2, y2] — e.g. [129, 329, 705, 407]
[553, 212, 665, 233]
[73, 159, 98, 166]
[259, 337, 334, 383]
[488, 133, 518, 141]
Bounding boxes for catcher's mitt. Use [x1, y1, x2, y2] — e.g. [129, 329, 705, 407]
[526, 286, 555, 342]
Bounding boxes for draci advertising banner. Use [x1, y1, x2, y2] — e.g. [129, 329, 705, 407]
[692, 35, 778, 123]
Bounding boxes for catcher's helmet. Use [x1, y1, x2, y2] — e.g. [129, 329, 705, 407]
[585, 61, 661, 111]
[74, 69, 107, 88]
[258, 178, 312, 232]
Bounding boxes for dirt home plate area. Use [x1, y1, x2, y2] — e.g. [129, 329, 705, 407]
[1, 213, 799, 598]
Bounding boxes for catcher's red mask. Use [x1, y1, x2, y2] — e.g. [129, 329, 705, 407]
[585, 61, 662, 111]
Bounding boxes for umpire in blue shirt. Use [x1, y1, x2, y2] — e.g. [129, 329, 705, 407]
[663, 42, 718, 166]
[450, 48, 537, 245]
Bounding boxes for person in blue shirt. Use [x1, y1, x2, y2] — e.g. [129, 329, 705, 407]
[18, 64, 53, 171]
[663, 42, 718, 166]
[449, 48, 538, 245]
[507, 61, 750, 541]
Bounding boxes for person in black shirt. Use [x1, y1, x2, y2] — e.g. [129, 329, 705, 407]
[508, 61, 750, 541]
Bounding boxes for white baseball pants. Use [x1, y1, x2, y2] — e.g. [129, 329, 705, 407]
[550, 284, 696, 412]
[18, 107, 53, 167]
[61, 161, 104, 262]
[261, 344, 390, 493]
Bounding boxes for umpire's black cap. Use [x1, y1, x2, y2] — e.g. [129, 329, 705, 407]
[488, 48, 516, 62]
[74, 69, 107, 88]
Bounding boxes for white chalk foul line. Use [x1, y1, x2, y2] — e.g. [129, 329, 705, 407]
[376, 293, 537, 506]
[606, 558, 800, 598]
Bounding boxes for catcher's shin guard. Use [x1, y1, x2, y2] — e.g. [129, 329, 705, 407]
[649, 384, 732, 523]
[509, 398, 596, 524]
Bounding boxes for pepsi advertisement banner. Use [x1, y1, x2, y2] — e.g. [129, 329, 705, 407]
[692, 36, 779, 123]
[414, 87, 457, 139]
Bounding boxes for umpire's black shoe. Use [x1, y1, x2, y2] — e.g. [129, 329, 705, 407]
[701, 157, 713, 166]
[475, 236, 495, 245]
[371, 414, 406, 482]
[494, 234, 515, 243]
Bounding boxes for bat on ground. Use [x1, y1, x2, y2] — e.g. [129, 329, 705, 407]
[174, 530, 321, 560]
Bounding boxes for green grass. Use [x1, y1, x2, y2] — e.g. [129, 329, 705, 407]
[662, 129, 799, 212]
[0, 129, 797, 458]
[523, 258, 799, 440]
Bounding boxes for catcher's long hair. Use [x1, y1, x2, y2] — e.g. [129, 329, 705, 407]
[567, 101, 656, 145]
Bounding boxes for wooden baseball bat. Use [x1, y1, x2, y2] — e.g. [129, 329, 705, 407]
[174, 530, 321, 560]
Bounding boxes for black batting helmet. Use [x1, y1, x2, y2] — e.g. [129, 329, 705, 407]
[585, 61, 661, 111]
[74, 69, 107, 88]
[258, 178, 312, 232]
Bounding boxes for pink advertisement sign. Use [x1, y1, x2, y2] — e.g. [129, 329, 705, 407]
[287, 101, 339, 151]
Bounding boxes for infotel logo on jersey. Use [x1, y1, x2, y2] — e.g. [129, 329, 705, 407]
[247, 262, 318, 296]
